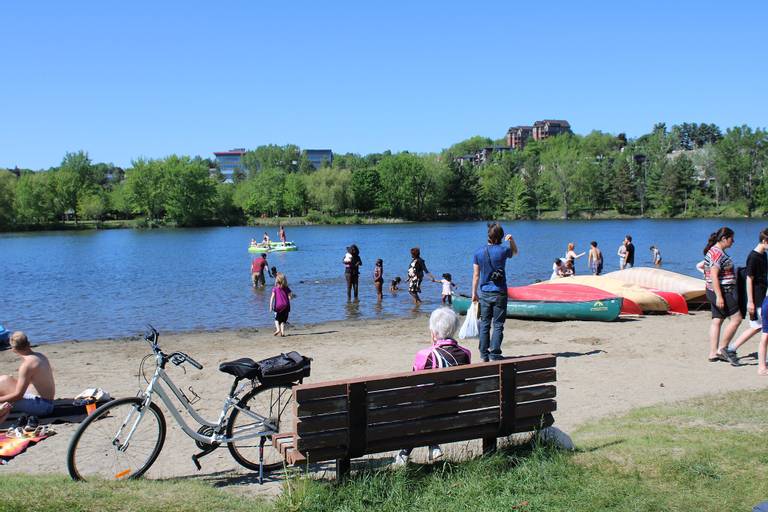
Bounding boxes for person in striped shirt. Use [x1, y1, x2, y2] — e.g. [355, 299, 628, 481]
[703, 227, 742, 362]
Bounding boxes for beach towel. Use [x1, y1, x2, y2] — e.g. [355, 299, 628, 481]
[0, 431, 55, 464]
[0, 398, 111, 430]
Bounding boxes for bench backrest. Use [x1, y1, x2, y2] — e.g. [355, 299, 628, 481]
[292, 354, 556, 462]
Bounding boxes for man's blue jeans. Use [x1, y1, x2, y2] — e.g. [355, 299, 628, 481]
[478, 290, 507, 361]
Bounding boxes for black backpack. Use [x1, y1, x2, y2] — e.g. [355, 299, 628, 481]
[256, 351, 312, 386]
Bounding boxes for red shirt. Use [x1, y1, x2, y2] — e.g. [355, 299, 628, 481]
[251, 257, 267, 274]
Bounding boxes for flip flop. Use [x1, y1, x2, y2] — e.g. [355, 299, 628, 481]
[708, 357, 721, 362]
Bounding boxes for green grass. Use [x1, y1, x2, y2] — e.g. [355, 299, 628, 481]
[3, 390, 768, 511]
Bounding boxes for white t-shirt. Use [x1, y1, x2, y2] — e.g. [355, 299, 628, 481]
[441, 279, 454, 296]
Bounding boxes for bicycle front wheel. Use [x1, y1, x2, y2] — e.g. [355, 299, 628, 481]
[227, 385, 294, 471]
[67, 397, 166, 481]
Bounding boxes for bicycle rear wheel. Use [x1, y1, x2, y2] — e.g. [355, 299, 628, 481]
[227, 385, 294, 471]
[67, 397, 166, 481]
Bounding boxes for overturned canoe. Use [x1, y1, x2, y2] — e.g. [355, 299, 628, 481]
[452, 295, 622, 322]
[520, 283, 644, 316]
[604, 267, 705, 301]
[535, 276, 670, 313]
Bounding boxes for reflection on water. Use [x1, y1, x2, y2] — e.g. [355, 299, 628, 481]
[2, 219, 766, 344]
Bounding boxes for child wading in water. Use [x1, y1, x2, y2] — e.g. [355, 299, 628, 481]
[270, 273, 293, 337]
[433, 273, 456, 305]
[373, 259, 384, 301]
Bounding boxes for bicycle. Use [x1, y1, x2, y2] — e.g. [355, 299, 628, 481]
[66, 326, 310, 483]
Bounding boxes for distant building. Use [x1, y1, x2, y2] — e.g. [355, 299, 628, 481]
[456, 146, 512, 166]
[532, 120, 572, 142]
[506, 126, 533, 149]
[213, 148, 246, 183]
[304, 149, 333, 169]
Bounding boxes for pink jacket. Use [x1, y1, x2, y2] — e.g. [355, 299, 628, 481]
[412, 339, 472, 371]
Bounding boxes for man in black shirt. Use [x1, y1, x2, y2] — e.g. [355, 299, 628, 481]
[726, 229, 768, 365]
[624, 235, 635, 268]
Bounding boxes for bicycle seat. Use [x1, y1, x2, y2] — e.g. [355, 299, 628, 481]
[219, 358, 260, 379]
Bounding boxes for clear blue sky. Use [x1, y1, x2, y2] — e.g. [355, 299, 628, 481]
[1, 1, 766, 169]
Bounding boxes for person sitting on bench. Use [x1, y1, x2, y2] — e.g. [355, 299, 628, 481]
[0, 332, 56, 423]
[393, 307, 471, 466]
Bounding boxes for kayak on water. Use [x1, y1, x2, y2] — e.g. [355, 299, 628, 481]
[452, 295, 622, 322]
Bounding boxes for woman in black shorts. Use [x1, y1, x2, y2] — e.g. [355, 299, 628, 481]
[703, 227, 742, 362]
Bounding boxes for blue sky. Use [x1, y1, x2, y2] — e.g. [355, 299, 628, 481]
[1, 1, 766, 169]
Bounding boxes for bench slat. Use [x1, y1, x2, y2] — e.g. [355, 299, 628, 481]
[508, 413, 555, 433]
[365, 364, 499, 391]
[367, 408, 499, 442]
[367, 377, 498, 407]
[368, 392, 499, 424]
[294, 383, 347, 402]
[295, 412, 348, 435]
[295, 429, 348, 451]
[367, 422, 499, 454]
[510, 355, 556, 372]
[516, 399, 557, 419]
[516, 368, 556, 387]
[296, 396, 348, 416]
[516, 384, 556, 403]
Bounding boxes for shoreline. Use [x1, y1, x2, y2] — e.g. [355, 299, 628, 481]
[3, 311, 767, 488]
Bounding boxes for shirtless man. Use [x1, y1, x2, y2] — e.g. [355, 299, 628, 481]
[588, 241, 604, 275]
[0, 332, 55, 423]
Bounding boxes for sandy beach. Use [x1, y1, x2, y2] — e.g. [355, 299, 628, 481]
[2, 311, 767, 493]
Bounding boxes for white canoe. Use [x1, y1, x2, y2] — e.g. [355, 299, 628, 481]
[535, 275, 670, 313]
[605, 267, 706, 301]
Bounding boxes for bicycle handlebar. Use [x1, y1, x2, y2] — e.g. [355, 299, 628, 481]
[144, 325, 203, 370]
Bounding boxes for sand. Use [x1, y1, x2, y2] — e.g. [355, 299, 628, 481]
[2, 311, 766, 495]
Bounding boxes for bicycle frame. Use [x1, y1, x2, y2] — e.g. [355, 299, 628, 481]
[120, 353, 278, 450]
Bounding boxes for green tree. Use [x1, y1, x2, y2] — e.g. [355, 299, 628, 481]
[125, 158, 166, 220]
[611, 157, 637, 213]
[162, 155, 217, 226]
[243, 145, 301, 175]
[211, 182, 243, 225]
[108, 181, 132, 219]
[539, 135, 580, 218]
[305, 168, 351, 214]
[503, 175, 533, 219]
[377, 153, 439, 219]
[350, 167, 380, 212]
[52, 151, 96, 223]
[715, 126, 768, 216]
[13, 172, 56, 224]
[283, 173, 308, 215]
[79, 190, 111, 223]
[0, 170, 16, 229]
[444, 159, 480, 218]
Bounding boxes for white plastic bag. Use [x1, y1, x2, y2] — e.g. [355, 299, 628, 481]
[458, 301, 479, 339]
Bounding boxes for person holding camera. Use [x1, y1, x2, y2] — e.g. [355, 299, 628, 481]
[471, 223, 518, 361]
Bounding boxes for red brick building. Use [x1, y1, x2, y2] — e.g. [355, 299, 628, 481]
[506, 126, 533, 149]
[532, 120, 572, 142]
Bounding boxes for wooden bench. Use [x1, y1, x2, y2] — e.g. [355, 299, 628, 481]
[275, 354, 556, 478]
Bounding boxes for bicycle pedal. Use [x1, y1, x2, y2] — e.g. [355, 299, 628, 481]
[191, 455, 202, 471]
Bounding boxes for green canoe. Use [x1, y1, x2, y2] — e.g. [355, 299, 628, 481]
[451, 295, 622, 322]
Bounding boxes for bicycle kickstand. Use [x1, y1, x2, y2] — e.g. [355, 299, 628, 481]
[258, 436, 266, 484]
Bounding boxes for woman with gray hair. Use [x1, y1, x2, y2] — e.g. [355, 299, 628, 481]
[393, 308, 472, 466]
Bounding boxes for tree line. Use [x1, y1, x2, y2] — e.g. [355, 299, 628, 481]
[0, 122, 766, 231]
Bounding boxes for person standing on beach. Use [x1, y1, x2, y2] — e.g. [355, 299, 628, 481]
[373, 259, 384, 301]
[703, 227, 742, 363]
[624, 235, 635, 268]
[407, 247, 431, 304]
[565, 243, 585, 264]
[618, 241, 628, 270]
[471, 223, 517, 362]
[269, 273, 293, 337]
[343, 245, 362, 301]
[723, 228, 768, 365]
[588, 241, 603, 275]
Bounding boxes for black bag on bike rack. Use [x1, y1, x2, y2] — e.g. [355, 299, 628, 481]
[256, 351, 311, 386]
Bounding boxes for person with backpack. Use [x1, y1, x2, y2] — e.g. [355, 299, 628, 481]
[471, 223, 518, 362]
[393, 307, 471, 466]
[269, 273, 293, 337]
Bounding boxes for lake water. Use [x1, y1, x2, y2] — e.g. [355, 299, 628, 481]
[2, 219, 767, 344]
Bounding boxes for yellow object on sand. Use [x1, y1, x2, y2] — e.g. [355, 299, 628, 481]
[605, 267, 706, 301]
[536, 275, 670, 313]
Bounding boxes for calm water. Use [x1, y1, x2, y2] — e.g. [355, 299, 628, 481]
[2, 219, 767, 344]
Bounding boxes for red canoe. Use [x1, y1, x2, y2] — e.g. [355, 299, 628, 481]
[648, 290, 688, 314]
[512, 283, 644, 316]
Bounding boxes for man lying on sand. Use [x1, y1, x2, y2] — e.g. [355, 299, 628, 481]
[0, 332, 56, 423]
